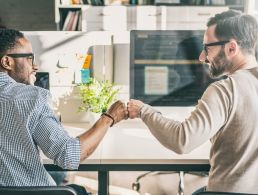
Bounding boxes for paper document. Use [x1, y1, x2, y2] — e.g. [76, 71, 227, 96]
[144, 66, 168, 95]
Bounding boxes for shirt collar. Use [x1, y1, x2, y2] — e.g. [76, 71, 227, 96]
[0, 72, 16, 84]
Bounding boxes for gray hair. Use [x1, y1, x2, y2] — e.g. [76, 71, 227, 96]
[207, 9, 258, 55]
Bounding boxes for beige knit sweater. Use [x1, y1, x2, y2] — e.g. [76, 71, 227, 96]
[140, 68, 258, 193]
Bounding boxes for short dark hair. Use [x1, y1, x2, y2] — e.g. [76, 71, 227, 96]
[0, 28, 24, 55]
[207, 9, 258, 54]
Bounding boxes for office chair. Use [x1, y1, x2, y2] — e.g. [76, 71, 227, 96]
[196, 192, 258, 195]
[132, 171, 208, 195]
[132, 171, 179, 192]
[0, 186, 78, 195]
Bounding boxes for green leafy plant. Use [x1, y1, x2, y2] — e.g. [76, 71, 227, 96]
[77, 77, 120, 113]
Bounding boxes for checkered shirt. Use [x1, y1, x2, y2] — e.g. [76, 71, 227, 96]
[0, 72, 80, 186]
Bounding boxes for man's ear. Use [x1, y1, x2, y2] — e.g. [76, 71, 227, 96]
[227, 40, 238, 58]
[0, 56, 13, 71]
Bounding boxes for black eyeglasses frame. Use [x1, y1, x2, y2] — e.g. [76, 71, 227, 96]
[0, 53, 35, 66]
[203, 40, 230, 55]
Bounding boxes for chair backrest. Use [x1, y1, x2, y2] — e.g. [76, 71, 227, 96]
[0, 186, 78, 195]
[197, 192, 257, 195]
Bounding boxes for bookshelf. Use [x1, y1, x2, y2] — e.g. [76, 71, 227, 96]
[55, 0, 248, 32]
[225, 0, 246, 12]
[59, 8, 81, 31]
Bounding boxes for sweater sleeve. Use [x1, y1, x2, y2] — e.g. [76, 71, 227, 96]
[140, 81, 232, 154]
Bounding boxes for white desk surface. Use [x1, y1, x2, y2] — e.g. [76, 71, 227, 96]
[56, 119, 210, 165]
[43, 118, 210, 195]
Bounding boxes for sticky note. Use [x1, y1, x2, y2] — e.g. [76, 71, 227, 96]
[83, 54, 92, 69]
[81, 69, 90, 83]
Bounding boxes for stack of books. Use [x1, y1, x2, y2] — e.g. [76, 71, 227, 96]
[61, 0, 104, 5]
[62, 11, 82, 31]
[61, 0, 85, 4]
[194, 0, 225, 5]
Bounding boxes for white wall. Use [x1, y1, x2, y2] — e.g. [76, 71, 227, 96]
[25, 31, 195, 123]
[25, 31, 115, 122]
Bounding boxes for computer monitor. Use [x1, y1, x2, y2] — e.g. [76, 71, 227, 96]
[35, 72, 49, 90]
[130, 30, 221, 106]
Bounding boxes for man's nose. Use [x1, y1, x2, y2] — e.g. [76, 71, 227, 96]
[199, 50, 206, 63]
[33, 64, 39, 71]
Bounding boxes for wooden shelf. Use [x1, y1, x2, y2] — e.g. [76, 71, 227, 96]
[58, 4, 90, 8]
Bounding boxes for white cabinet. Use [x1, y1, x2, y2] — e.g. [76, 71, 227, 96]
[132, 6, 162, 30]
[161, 6, 189, 30]
[188, 6, 229, 29]
[131, 6, 228, 30]
[82, 6, 103, 31]
[161, 6, 228, 30]
[81, 6, 128, 31]
[56, 3, 229, 31]
[103, 6, 127, 31]
[88, 6, 127, 31]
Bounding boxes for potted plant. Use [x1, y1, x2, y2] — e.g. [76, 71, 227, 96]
[77, 77, 120, 123]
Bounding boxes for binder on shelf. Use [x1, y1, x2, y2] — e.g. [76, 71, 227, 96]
[61, 0, 86, 4]
[194, 0, 202, 5]
[62, 10, 81, 31]
[82, 0, 89, 3]
[62, 11, 73, 31]
[77, 12, 82, 31]
[72, 0, 80, 4]
[154, 0, 179, 5]
[211, 0, 225, 5]
[66, 11, 76, 30]
[71, 11, 80, 31]
[90, 0, 104, 6]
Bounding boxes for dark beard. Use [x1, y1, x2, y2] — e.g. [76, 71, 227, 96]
[209, 49, 232, 78]
[12, 63, 30, 85]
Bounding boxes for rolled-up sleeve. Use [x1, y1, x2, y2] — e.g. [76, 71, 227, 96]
[30, 91, 80, 170]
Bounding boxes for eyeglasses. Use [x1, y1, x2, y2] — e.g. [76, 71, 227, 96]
[203, 40, 230, 56]
[0, 53, 35, 66]
[202, 40, 230, 63]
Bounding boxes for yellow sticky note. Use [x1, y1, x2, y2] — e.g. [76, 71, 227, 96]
[83, 54, 92, 69]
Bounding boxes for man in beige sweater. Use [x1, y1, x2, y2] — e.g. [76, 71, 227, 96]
[127, 10, 258, 193]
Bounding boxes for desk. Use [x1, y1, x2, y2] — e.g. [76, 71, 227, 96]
[43, 120, 210, 195]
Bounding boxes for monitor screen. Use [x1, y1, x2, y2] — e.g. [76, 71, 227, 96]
[130, 30, 222, 106]
[35, 72, 50, 90]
